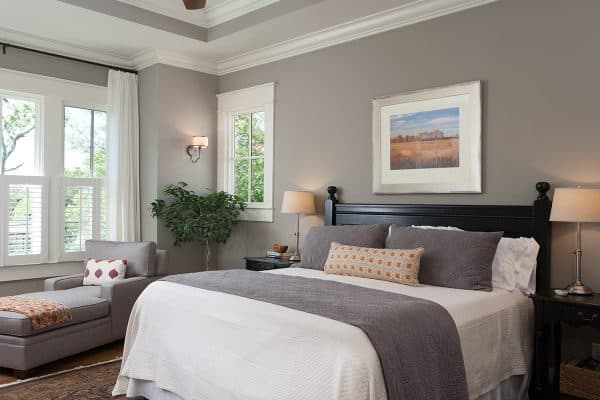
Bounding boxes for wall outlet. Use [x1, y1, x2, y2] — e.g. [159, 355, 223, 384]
[593, 342, 600, 360]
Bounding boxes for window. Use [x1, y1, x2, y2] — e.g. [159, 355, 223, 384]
[0, 93, 46, 266]
[233, 111, 265, 203]
[0, 68, 106, 268]
[0, 93, 41, 176]
[61, 106, 107, 259]
[218, 83, 274, 222]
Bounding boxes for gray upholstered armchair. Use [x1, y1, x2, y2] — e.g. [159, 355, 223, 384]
[44, 240, 169, 340]
[0, 240, 168, 376]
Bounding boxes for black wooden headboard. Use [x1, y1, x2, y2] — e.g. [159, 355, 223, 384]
[324, 182, 552, 294]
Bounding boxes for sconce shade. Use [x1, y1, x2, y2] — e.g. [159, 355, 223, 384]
[192, 136, 208, 147]
[550, 187, 600, 222]
[281, 191, 315, 214]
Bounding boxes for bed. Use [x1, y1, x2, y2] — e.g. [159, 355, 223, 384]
[113, 182, 552, 400]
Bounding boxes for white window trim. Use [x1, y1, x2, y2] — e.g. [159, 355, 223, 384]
[0, 68, 106, 270]
[217, 83, 274, 222]
[0, 175, 49, 266]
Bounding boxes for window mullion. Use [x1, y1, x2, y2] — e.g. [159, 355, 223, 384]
[90, 110, 95, 177]
[248, 113, 253, 202]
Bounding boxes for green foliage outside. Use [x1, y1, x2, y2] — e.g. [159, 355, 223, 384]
[151, 182, 246, 270]
[1, 97, 36, 175]
[233, 112, 265, 203]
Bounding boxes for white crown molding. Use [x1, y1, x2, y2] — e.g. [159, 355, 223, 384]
[0, 27, 132, 69]
[132, 49, 218, 74]
[0, 27, 218, 74]
[217, 0, 497, 75]
[1, 0, 495, 76]
[115, 0, 279, 28]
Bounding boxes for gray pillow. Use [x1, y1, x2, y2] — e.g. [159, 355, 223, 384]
[296, 225, 390, 270]
[387, 226, 502, 291]
[85, 240, 157, 277]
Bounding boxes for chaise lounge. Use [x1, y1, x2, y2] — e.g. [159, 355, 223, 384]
[0, 240, 168, 377]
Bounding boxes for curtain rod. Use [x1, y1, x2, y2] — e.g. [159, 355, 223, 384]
[1, 42, 138, 75]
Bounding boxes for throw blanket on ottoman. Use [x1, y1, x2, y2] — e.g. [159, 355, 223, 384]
[0, 296, 72, 331]
[162, 270, 469, 400]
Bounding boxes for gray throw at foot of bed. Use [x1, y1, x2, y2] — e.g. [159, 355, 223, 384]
[162, 270, 469, 400]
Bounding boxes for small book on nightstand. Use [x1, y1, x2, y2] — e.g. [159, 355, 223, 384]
[265, 250, 293, 259]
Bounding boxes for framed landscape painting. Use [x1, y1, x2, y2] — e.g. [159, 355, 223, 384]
[372, 81, 481, 193]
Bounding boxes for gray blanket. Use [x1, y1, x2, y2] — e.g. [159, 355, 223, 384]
[162, 270, 468, 400]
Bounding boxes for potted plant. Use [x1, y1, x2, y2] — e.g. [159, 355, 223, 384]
[151, 182, 246, 270]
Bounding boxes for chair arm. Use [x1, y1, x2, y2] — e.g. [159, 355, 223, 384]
[44, 274, 84, 291]
[101, 276, 158, 339]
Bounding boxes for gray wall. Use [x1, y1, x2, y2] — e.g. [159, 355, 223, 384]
[0, 46, 109, 86]
[217, 0, 600, 290]
[138, 64, 219, 274]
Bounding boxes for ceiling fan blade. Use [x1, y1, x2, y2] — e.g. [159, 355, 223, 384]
[183, 0, 207, 10]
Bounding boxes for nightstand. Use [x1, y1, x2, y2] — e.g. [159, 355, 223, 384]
[532, 292, 600, 399]
[244, 257, 294, 271]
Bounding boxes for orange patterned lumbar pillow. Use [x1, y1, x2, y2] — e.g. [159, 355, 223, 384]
[83, 259, 127, 286]
[324, 242, 424, 286]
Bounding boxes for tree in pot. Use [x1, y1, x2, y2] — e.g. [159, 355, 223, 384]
[151, 182, 246, 270]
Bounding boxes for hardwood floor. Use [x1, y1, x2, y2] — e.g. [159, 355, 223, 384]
[0, 340, 123, 385]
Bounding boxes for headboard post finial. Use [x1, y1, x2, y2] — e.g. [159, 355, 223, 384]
[327, 186, 338, 202]
[533, 181, 552, 294]
[536, 181, 550, 200]
[324, 186, 338, 225]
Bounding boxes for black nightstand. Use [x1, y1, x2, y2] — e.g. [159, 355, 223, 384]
[244, 257, 294, 271]
[532, 292, 600, 399]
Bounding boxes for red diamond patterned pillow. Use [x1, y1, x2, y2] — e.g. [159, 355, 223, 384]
[83, 259, 127, 286]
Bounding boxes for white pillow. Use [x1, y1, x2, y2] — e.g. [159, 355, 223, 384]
[515, 238, 540, 295]
[83, 259, 127, 286]
[491, 237, 539, 293]
[491, 238, 526, 291]
[411, 225, 463, 231]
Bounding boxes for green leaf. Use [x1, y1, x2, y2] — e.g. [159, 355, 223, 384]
[151, 182, 246, 251]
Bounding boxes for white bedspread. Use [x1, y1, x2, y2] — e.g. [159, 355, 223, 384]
[113, 268, 533, 400]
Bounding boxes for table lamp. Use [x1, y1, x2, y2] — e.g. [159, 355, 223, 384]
[550, 187, 600, 295]
[281, 191, 315, 262]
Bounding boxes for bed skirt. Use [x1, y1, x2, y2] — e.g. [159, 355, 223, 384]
[118, 374, 530, 400]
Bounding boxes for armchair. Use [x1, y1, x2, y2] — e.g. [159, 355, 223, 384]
[0, 240, 168, 376]
[44, 240, 169, 339]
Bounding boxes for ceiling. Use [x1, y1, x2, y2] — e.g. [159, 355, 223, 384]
[115, 0, 280, 28]
[0, 0, 496, 76]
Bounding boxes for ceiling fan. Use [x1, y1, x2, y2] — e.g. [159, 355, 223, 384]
[183, 0, 207, 10]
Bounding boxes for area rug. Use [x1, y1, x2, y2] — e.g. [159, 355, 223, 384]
[0, 359, 130, 400]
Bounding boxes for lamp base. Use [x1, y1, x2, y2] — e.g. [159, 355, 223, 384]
[567, 281, 593, 296]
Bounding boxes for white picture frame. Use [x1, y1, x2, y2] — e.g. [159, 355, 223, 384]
[372, 81, 481, 194]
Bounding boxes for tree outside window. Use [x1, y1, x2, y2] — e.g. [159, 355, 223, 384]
[63, 106, 107, 253]
[233, 111, 265, 204]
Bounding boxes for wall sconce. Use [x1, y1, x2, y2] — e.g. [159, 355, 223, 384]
[186, 136, 208, 163]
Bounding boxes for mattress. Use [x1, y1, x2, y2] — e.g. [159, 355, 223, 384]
[114, 268, 533, 400]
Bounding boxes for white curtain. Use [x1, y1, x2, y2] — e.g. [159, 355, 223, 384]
[106, 70, 140, 242]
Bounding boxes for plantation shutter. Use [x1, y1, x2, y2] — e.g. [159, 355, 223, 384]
[0, 176, 49, 266]
[60, 177, 103, 261]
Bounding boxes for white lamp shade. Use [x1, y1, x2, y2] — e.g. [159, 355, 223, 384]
[550, 187, 600, 222]
[281, 191, 315, 214]
[192, 136, 208, 147]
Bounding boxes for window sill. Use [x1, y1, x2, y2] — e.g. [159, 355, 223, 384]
[240, 208, 273, 222]
[0, 262, 83, 283]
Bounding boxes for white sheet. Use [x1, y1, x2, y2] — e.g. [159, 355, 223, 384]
[113, 268, 533, 400]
